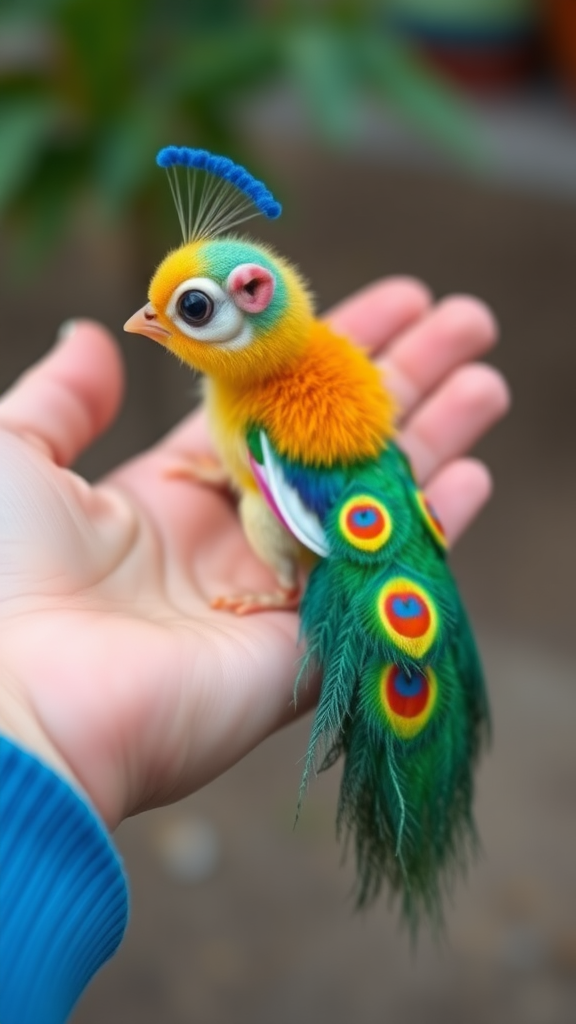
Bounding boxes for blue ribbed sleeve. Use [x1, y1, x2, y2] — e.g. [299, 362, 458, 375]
[0, 737, 129, 1024]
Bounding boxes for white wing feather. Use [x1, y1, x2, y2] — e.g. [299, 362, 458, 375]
[260, 432, 329, 558]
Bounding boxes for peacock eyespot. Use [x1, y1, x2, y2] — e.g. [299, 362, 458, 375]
[379, 664, 437, 739]
[338, 494, 393, 552]
[376, 577, 439, 658]
[177, 290, 214, 326]
[415, 489, 447, 550]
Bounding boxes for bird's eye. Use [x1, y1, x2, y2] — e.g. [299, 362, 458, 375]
[177, 290, 214, 326]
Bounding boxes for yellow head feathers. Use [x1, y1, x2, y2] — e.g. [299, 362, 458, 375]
[125, 237, 315, 385]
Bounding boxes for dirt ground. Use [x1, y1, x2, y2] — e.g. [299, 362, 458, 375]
[1, 146, 575, 1024]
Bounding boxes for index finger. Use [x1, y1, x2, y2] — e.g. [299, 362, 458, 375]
[325, 276, 432, 354]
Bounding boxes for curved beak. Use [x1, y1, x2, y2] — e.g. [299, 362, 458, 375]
[124, 303, 171, 344]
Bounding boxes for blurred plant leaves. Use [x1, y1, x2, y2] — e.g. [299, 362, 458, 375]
[0, 97, 64, 213]
[169, 26, 280, 100]
[12, 146, 85, 273]
[287, 26, 362, 144]
[95, 102, 165, 214]
[356, 33, 487, 165]
[56, 0, 143, 119]
[0, 0, 486, 271]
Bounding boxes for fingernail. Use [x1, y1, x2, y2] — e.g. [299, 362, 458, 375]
[55, 319, 77, 346]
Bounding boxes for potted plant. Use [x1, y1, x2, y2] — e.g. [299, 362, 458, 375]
[386, 0, 540, 89]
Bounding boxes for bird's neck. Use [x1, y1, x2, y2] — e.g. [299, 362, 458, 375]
[204, 319, 396, 471]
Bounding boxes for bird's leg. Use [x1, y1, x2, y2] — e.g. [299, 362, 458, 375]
[211, 490, 302, 616]
[211, 584, 300, 617]
[165, 455, 230, 488]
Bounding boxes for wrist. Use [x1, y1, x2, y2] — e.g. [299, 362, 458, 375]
[0, 669, 83, 798]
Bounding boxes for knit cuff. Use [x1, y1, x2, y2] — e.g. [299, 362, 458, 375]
[0, 736, 129, 1024]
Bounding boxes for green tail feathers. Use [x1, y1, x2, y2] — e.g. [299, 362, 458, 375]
[297, 442, 489, 926]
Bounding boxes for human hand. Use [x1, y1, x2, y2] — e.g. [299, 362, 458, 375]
[0, 282, 509, 829]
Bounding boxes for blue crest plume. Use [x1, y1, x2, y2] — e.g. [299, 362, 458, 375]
[156, 145, 282, 243]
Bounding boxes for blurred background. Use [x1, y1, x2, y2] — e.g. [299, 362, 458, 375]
[1, 1, 576, 1021]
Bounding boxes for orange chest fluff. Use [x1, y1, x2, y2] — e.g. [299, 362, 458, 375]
[205, 319, 396, 483]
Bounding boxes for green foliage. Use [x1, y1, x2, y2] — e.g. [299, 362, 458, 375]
[0, 97, 62, 210]
[0, 0, 482, 266]
[286, 26, 363, 144]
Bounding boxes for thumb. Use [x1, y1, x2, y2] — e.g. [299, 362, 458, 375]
[0, 320, 124, 466]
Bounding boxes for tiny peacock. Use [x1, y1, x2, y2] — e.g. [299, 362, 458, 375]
[125, 147, 489, 926]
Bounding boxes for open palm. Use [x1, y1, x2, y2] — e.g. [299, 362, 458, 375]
[0, 279, 509, 830]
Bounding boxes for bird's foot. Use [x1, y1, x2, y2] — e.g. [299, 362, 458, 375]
[211, 586, 301, 616]
[165, 456, 230, 488]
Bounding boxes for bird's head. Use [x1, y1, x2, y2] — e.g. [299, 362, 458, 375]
[125, 236, 314, 385]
